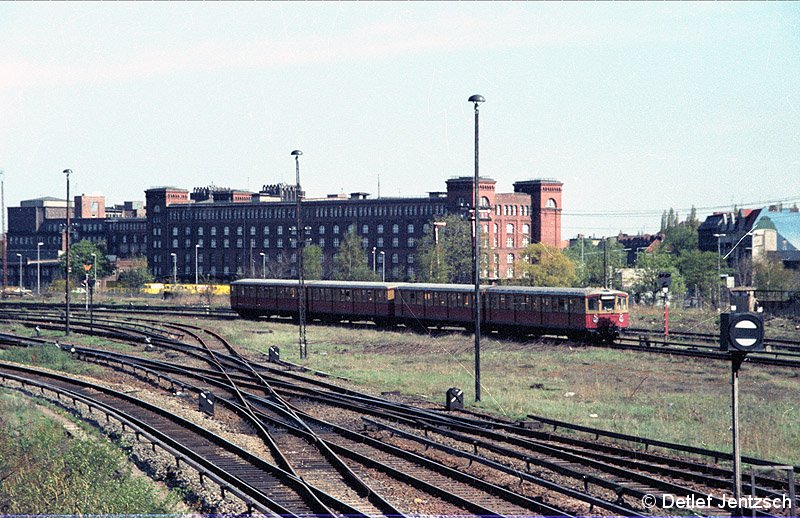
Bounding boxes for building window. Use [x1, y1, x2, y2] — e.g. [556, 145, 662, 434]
[224, 239, 230, 248]
[407, 224, 414, 234]
[263, 238, 269, 248]
[523, 223, 530, 234]
[224, 226, 230, 236]
[333, 225, 340, 234]
[250, 226, 256, 236]
[546, 198, 557, 209]
[407, 238, 415, 248]
[522, 236, 529, 246]
[319, 238, 325, 248]
[392, 253, 399, 264]
[184, 238, 191, 248]
[319, 225, 325, 235]
[362, 237, 369, 248]
[263, 226, 270, 235]
[277, 226, 283, 235]
[333, 238, 340, 248]
[377, 224, 384, 234]
[407, 255, 414, 264]
[507, 253, 515, 264]
[185, 226, 191, 235]
[377, 237, 384, 247]
[362, 224, 369, 234]
[211, 239, 217, 249]
[237, 226, 243, 236]
[392, 224, 399, 234]
[506, 237, 514, 248]
[211, 226, 217, 236]
[198, 238, 204, 247]
[277, 238, 283, 248]
[506, 223, 514, 234]
[172, 227, 178, 236]
[392, 237, 399, 247]
[172, 239, 178, 248]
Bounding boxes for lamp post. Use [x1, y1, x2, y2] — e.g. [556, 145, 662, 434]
[170, 253, 177, 284]
[379, 251, 385, 282]
[37, 242, 43, 295]
[372, 247, 376, 273]
[63, 169, 72, 335]
[468, 94, 485, 402]
[260, 252, 266, 279]
[291, 149, 308, 359]
[194, 244, 200, 285]
[169, 252, 178, 284]
[0, 169, 5, 292]
[15, 253, 22, 290]
[713, 233, 726, 309]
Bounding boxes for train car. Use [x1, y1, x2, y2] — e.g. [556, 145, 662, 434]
[230, 278, 400, 323]
[304, 280, 400, 324]
[394, 283, 478, 329]
[231, 278, 629, 340]
[484, 286, 629, 340]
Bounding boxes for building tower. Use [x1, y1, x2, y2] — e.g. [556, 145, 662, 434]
[513, 179, 563, 248]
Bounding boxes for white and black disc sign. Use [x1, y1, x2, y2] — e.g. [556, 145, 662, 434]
[720, 312, 764, 352]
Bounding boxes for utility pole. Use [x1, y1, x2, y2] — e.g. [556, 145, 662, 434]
[469, 94, 485, 403]
[1, 170, 6, 291]
[292, 150, 307, 359]
[63, 169, 72, 335]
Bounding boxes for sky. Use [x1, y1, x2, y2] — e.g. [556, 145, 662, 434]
[1, 2, 799, 238]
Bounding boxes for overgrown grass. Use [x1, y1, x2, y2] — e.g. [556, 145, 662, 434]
[213, 317, 800, 465]
[0, 343, 100, 375]
[0, 390, 182, 514]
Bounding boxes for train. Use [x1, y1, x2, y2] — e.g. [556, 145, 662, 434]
[230, 278, 630, 341]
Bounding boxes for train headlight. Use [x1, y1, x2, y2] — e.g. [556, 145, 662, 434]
[592, 315, 599, 324]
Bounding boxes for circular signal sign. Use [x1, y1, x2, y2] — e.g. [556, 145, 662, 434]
[727, 313, 764, 351]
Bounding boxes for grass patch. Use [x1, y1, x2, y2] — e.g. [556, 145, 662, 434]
[210, 316, 800, 465]
[0, 390, 182, 514]
[0, 343, 100, 375]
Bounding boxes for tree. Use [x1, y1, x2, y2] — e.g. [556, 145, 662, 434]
[117, 266, 154, 291]
[630, 252, 685, 304]
[660, 223, 698, 256]
[676, 250, 720, 306]
[513, 243, 576, 287]
[564, 238, 626, 288]
[303, 244, 323, 280]
[59, 240, 112, 284]
[753, 255, 800, 291]
[332, 229, 377, 281]
[416, 214, 473, 284]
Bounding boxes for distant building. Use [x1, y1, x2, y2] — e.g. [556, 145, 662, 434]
[145, 178, 563, 282]
[616, 233, 663, 266]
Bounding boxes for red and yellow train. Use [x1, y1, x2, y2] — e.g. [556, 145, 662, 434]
[231, 279, 629, 340]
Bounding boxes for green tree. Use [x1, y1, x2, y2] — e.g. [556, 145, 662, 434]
[753, 255, 800, 291]
[117, 266, 154, 291]
[59, 240, 112, 284]
[513, 243, 577, 287]
[630, 252, 685, 304]
[416, 214, 473, 284]
[660, 223, 698, 256]
[564, 238, 626, 288]
[303, 244, 323, 280]
[676, 250, 719, 305]
[333, 229, 377, 281]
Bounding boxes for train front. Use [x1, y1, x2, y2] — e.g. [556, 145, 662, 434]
[585, 290, 629, 341]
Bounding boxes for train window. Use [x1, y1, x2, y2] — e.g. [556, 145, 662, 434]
[366, 290, 374, 302]
[532, 297, 540, 311]
[408, 291, 417, 303]
[587, 298, 598, 311]
[464, 293, 472, 307]
[439, 293, 447, 306]
[542, 297, 551, 312]
[488, 295, 497, 309]
[617, 296, 628, 311]
[424, 292, 433, 306]
[499, 295, 506, 309]
[520, 296, 530, 311]
[559, 299, 569, 312]
[601, 297, 615, 311]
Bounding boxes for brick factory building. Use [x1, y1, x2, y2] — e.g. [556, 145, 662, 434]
[4, 177, 562, 289]
[146, 177, 563, 282]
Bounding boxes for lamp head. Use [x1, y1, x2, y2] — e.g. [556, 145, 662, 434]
[63, 169, 72, 176]
[291, 150, 303, 157]
[468, 94, 485, 104]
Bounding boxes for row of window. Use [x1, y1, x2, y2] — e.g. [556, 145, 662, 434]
[167, 203, 447, 222]
[166, 222, 421, 238]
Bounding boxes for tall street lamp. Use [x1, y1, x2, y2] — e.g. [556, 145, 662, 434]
[714, 233, 726, 309]
[468, 94, 485, 402]
[15, 253, 22, 290]
[194, 244, 200, 285]
[379, 251, 385, 282]
[37, 242, 43, 295]
[170, 253, 177, 284]
[63, 168, 72, 335]
[291, 149, 308, 359]
[372, 247, 377, 273]
[260, 252, 266, 279]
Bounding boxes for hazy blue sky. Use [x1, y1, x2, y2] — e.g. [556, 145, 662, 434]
[1, 2, 798, 237]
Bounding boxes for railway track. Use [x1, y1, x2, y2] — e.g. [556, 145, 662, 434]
[0, 309, 797, 515]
